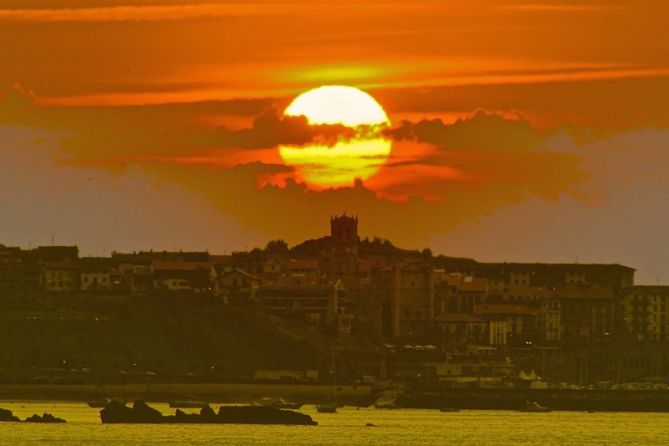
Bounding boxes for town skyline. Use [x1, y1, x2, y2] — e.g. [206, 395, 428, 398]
[4, 216, 660, 285]
[2, 213, 665, 388]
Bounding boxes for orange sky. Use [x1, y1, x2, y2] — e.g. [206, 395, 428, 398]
[1, 0, 668, 282]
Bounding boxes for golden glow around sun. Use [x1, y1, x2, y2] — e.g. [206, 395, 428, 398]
[279, 85, 391, 187]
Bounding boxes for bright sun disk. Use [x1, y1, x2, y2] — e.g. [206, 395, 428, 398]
[279, 85, 391, 187]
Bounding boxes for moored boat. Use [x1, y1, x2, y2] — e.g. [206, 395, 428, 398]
[519, 401, 551, 413]
[316, 403, 338, 413]
[255, 397, 302, 410]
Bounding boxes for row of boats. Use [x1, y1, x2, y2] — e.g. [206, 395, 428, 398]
[169, 398, 340, 413]
[90, 398, 551, 414]
[89, 397, 339, 413]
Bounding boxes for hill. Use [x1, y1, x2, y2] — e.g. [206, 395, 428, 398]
[0, 291, 349, 384]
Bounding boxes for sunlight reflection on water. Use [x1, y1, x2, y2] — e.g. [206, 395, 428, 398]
[2, 401, 669, 445]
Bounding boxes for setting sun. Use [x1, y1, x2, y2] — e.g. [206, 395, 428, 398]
[279, 86, 391, 187]
[284, 86, 389, 127]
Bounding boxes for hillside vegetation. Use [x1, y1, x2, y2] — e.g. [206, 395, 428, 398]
[0, 291, 327, 383]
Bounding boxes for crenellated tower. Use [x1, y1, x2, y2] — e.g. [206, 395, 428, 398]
[327, 214, 359, 282]
[330, 214, 360, 244]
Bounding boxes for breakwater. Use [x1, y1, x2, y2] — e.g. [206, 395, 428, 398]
[397, 387, 669, 412]
[0, 382, 372, 404]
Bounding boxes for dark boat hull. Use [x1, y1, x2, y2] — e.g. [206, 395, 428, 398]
[316, 404, 338, 413]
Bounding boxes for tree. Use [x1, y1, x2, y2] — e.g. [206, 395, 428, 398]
[265, 239, 289, 255]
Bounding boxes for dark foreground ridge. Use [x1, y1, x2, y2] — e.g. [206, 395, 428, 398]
[0, 408, 65, 423]
[100, 401, 317, 425]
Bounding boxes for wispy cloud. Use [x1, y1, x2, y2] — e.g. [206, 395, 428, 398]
[0, 4, 271, 23]
[0, 2, 422, 23]
[34, 66, 669, 108]
[502, 4, 622, 12]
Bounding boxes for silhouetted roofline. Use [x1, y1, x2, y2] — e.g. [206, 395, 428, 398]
[458, 262, 636, 272]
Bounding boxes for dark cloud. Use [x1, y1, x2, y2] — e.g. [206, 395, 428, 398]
[196, 107, 355, 149]
[0, 83, 280, 159]
[375, 76, 669, 130]
[385, 110, 545, 151]
[432, 129, 669, 283]
[0, 84, 358, 162]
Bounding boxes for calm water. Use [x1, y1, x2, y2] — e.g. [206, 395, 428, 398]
[1, 401, 668, 445]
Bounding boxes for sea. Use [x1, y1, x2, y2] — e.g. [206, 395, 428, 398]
[1, 401, 668, 445]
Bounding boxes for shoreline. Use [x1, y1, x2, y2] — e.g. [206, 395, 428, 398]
[0, 383, 373, 404]
[5, 383, 669, 412]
